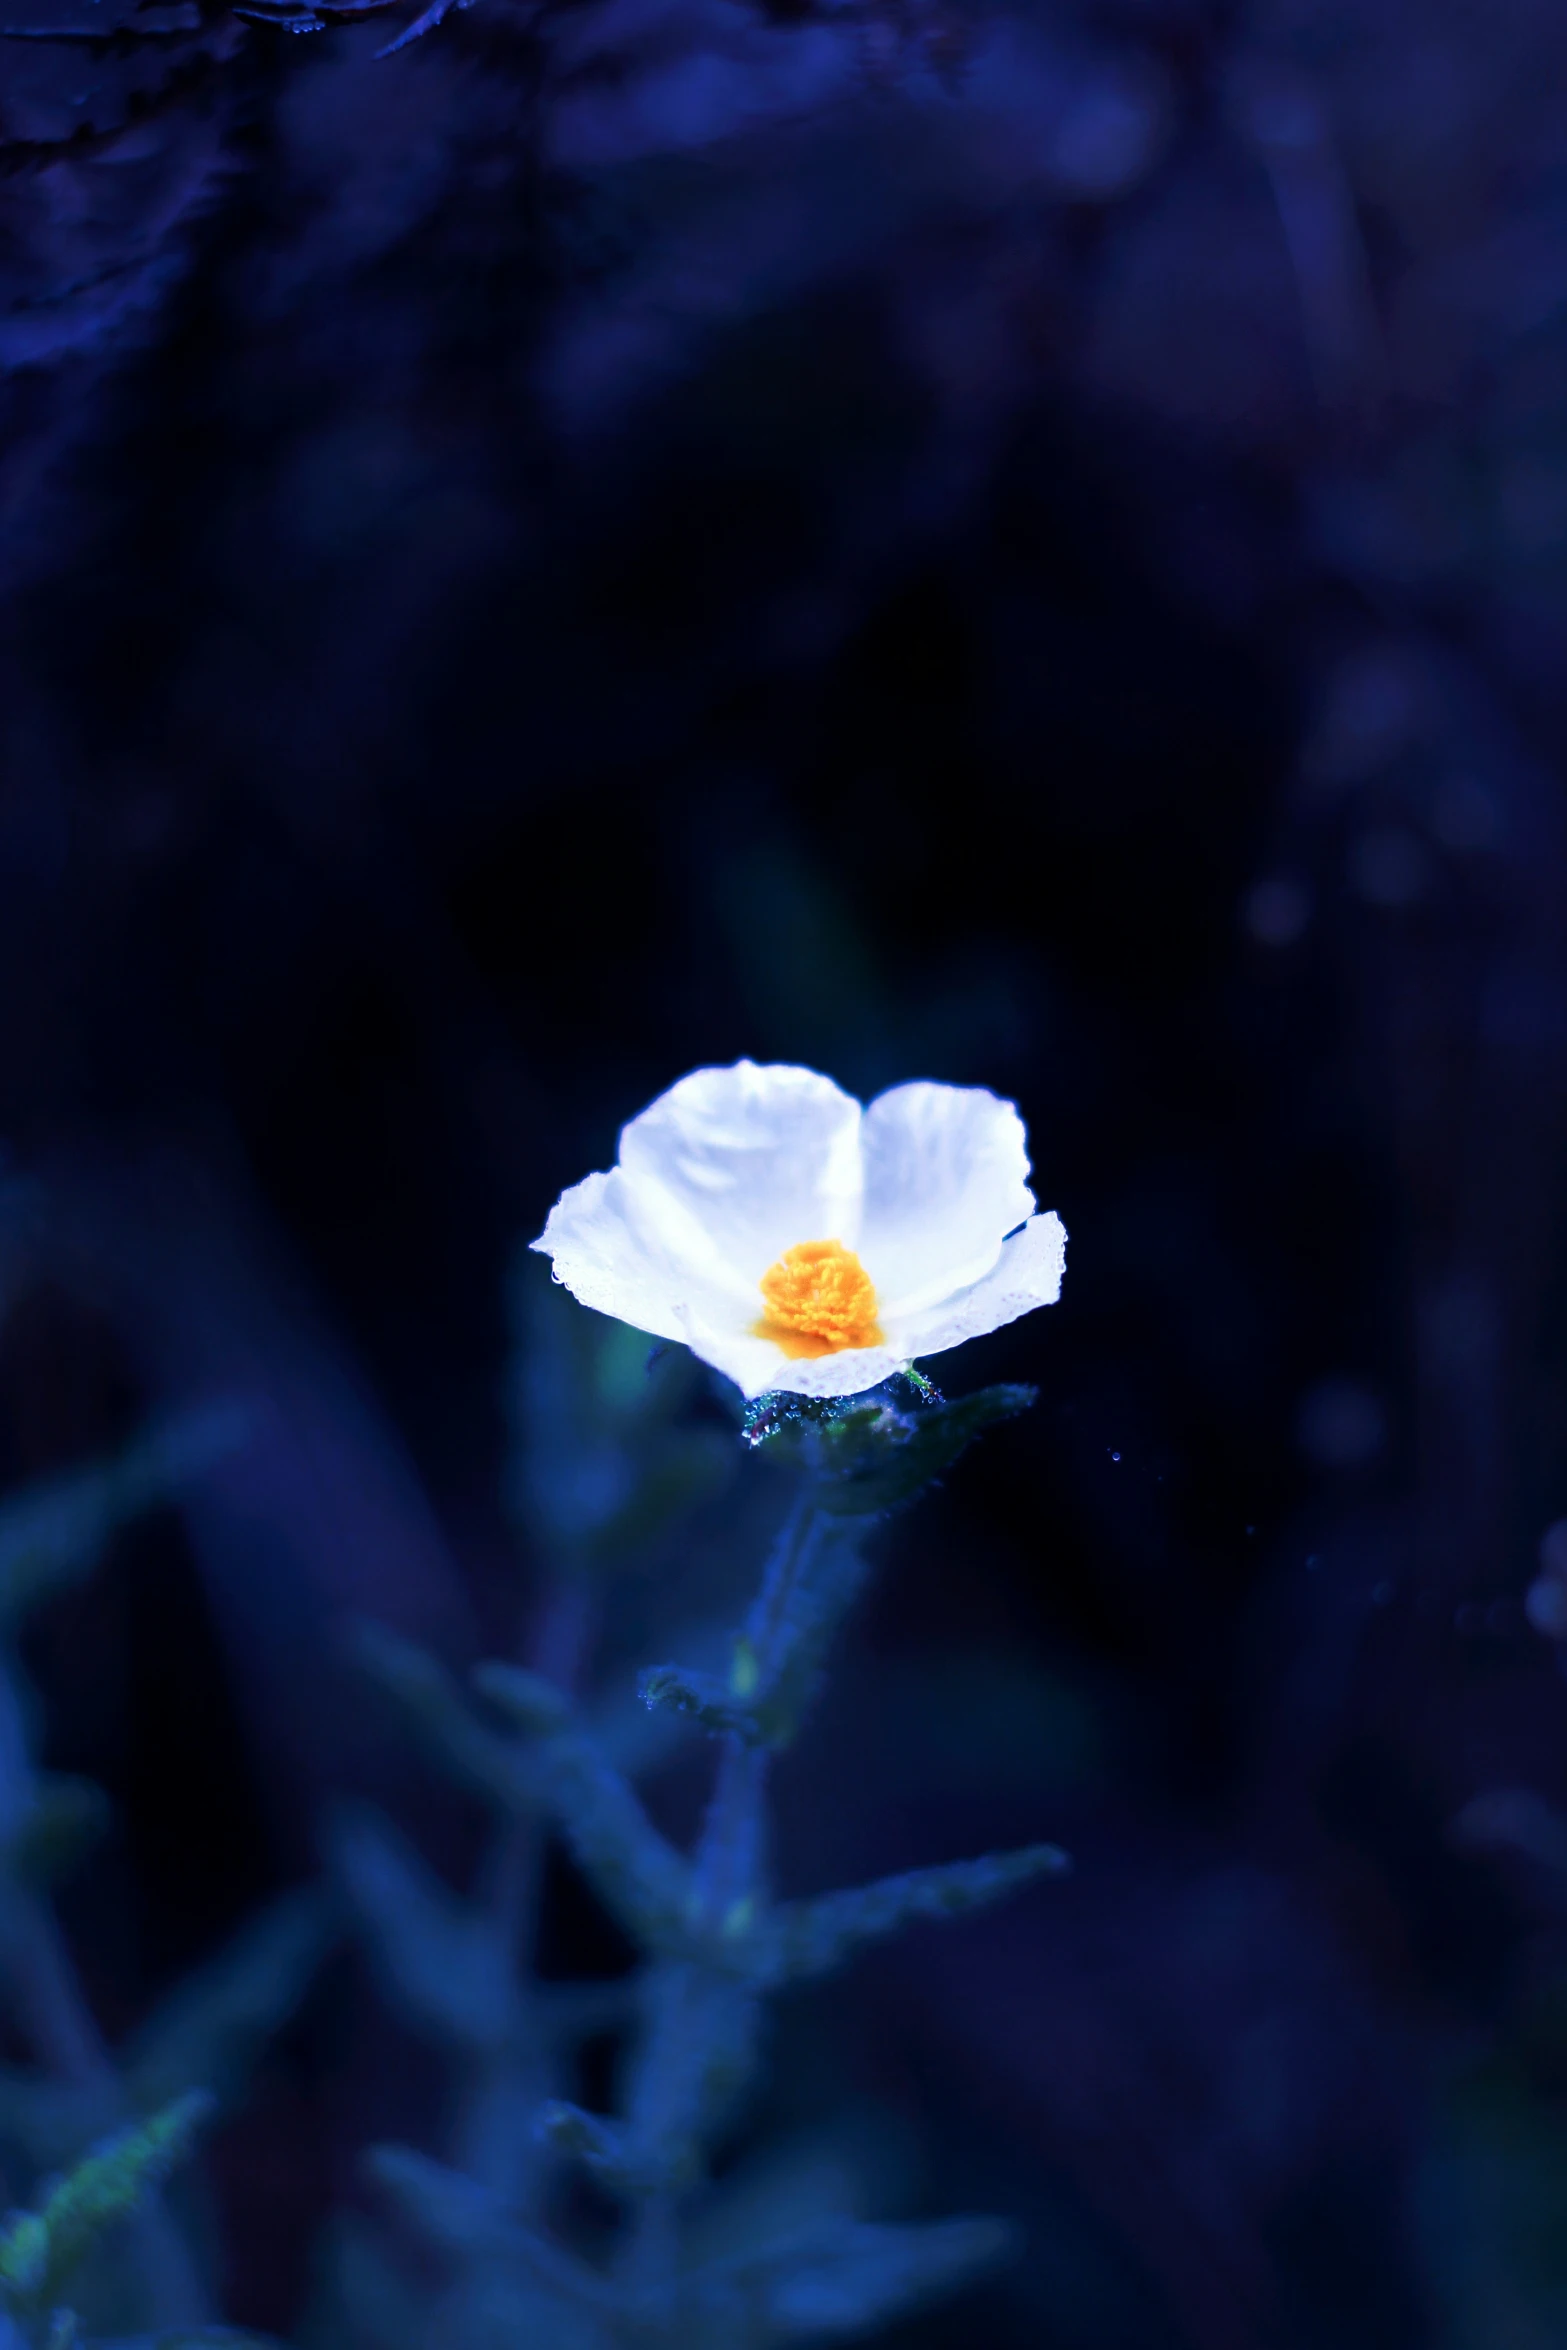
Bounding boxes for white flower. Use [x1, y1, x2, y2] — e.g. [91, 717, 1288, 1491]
[532, 1061, 1067, 1401]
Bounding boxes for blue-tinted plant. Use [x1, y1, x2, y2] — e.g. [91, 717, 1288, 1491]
[338, 1061, 1070, 2347]
[0, 1389, 329, 2350]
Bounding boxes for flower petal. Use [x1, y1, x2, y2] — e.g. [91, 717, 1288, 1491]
[857, 1082, 1036, 1317]
[619, 1061, 864, 1301]
[678, 1299, 911, 1402]
[531, 1168, 692, 1342]
[890, 1210, 1066, 1359]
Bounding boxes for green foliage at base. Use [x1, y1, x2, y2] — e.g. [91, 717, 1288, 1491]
[0, 2095, 211, 2312]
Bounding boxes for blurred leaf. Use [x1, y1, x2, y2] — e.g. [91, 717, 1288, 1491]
[351, 1622, 536, 1806]
[332, 1805, 518, 2054]
[746, 1843, 1070, 1986]
[436, 2263, 608, 2350]
[639, 1664, 756, 1740]
[813, 1386, 1037, 1517]
[682, 2135, 870, 2271]
[582, 1618, 737, 1780]
[365, 2147, 612, 2315]
[1416, 2032, 1567, 2350]
[5, 1778, 111, 1890]
[87, 2335, 280, 2349]
[535, 2100, 625, 2179]
[683, 2213, 1014, 2342]
[321, 2216, 431, 2350]
[0, 2075, 113, 2175]
[468, 1666, 568, 1736]
[0, 1408, 249, 1630]
[124, 1893, 332, 2115]
[364, 2145, 513, 2260]
[535, 1978, 642, 2044]
[507, 1268, 732, 1573]
[136, 2334, 281, 2348]
[474, 1665, 694, 1951]
[0, 2092, 211, 2307]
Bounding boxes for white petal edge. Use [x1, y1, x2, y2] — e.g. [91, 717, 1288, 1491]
[532, 1168, 705, 1344]
[891, 1210, 1066, 1358]
[676, 1299, 914, 1402]
[618, 1061, 865, 1305]
[857, 1081, 1036, 1317]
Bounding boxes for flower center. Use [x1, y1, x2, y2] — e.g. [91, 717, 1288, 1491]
[755, 1239, 883, 1359]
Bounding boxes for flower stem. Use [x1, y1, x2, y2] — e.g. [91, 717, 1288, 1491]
[695, 1734, 770, 1931]
[614, 1477, 833, 2301]
[742, 1484, 823, 1684]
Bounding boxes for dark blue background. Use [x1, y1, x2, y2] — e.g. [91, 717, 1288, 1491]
[4, 0, 1567, 2338]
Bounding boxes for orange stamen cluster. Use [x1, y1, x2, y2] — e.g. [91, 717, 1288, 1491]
[756, 1239, 883, 1359]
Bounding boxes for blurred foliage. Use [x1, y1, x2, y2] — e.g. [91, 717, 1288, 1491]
[330, 1259, 1063, 2347]
[1418, 1998, 1567, 2350]
[0, 2093, 212, 2314]
[7, 0, 1567, 2330]
[505, 1266, 733, 1572]
[0, 1243, 326, 2347]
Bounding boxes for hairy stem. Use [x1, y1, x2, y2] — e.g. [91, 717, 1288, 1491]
[742, 1487, 823, 1681]
[613, 1481, 830, 2305]
[695, 1736, 770, 1931]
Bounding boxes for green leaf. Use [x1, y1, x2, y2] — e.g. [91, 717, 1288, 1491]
[0, 2091, 213, 2306]
[813, 1386, 1037, 1517]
